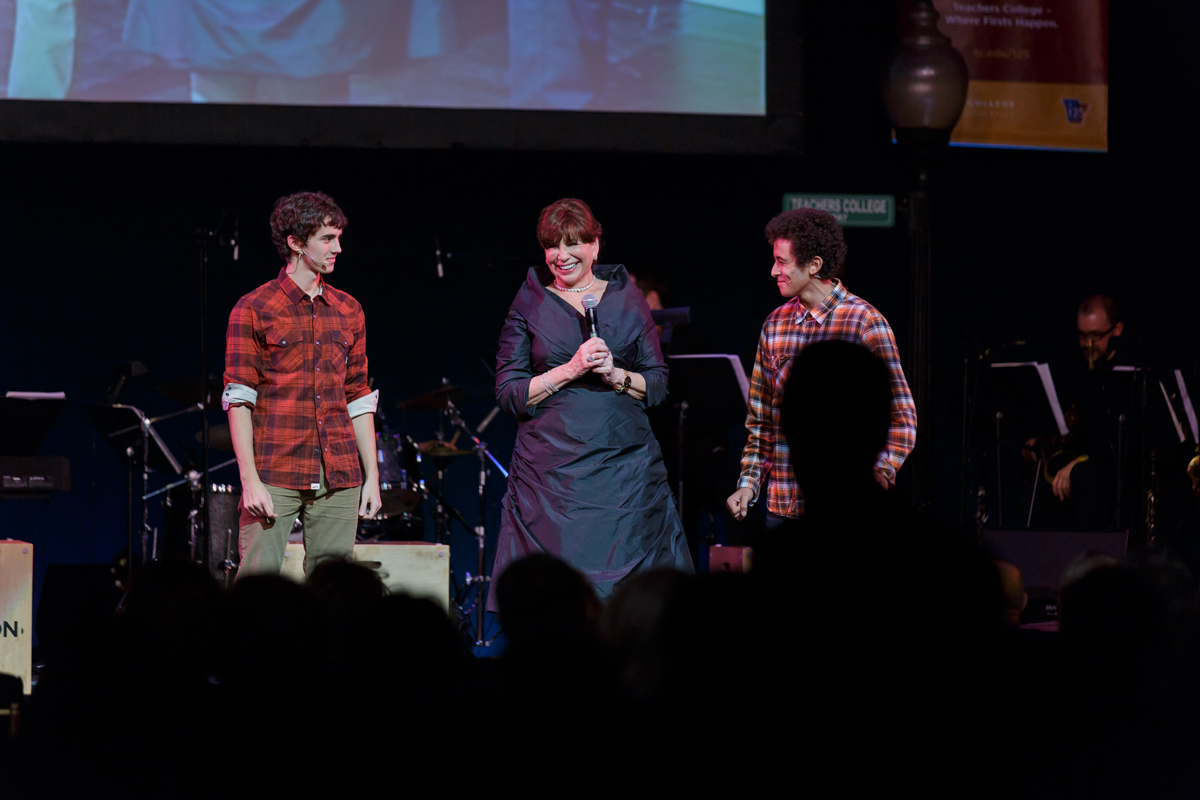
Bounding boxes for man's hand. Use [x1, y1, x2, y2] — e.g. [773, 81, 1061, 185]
[873, 467, 892, 490]
[359, 474, 382, 519]
[229, 405, 275, 518]
[726, 487, 755, 520]
[241, 477, 276, 519]
[1052, 456, 1084, 500]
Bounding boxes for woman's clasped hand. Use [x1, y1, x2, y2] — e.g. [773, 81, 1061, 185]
[568, 337, 611, 380]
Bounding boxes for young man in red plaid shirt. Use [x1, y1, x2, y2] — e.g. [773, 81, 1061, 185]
[726, 208, 917, 527]
[221, 191, 381, 576]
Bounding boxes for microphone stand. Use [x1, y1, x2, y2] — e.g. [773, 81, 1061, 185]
[444, 398, 507, 647]
[108, 405, 187, 564]
[195, 214, 237, 572]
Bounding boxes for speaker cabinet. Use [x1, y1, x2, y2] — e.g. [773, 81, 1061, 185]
[0, 541, 32, 694]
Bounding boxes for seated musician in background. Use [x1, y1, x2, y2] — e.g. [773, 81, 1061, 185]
[1038, 294, 1131, 530]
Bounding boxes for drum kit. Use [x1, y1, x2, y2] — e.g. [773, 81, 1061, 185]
[387, 380, 510, 646]
[99, 375, 505, 644]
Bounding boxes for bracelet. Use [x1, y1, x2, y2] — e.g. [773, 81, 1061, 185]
[541, 373, 559, 395]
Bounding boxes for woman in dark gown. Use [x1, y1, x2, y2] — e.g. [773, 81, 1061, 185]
[487, 199, 693, 610]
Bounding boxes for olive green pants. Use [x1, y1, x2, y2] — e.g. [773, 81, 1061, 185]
[236, 465, 360, 579]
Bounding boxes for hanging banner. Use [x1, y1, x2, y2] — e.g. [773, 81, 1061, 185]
[933, 1, 1108, 151]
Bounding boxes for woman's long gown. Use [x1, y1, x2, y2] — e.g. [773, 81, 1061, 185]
[487, 264, 693, 611]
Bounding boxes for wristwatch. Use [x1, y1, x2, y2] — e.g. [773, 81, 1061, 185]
[612, 370, 632, 394]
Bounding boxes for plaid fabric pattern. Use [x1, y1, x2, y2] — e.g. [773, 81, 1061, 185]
[224, 268, 370, 490]
[738, 282, 917, 517]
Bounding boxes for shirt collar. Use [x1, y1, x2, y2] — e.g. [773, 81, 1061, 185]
[276, 267, 328, 304]
[794, 281, 846, 325]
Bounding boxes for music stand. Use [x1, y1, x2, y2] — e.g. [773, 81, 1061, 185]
[666, 355, 750, 525]
[83, 404, 184, 566]
[988, 362, 1068, 529]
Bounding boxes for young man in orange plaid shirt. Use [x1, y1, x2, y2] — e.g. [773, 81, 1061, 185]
[726, 208, 917, 527]
[222, 191, 381, 576]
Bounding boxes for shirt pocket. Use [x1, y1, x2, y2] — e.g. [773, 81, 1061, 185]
[265, 328, 305, 374]
[328, 329, 353, 376]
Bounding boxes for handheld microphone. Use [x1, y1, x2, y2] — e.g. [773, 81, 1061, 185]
[581, 294, 599, 339]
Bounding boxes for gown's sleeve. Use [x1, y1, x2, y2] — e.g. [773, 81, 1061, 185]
[495, 303, 535, 418]
[629, 297, 669, 409]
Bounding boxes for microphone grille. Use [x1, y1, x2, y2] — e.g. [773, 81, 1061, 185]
[581, 294, 598, 309]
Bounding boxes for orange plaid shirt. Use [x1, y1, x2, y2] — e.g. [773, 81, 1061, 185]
[738, 282, 917, 517]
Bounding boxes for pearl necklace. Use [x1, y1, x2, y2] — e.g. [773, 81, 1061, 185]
[552, 275, 597, 293]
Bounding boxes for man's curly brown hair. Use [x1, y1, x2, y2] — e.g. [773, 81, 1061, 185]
[765, 208, 847, 281]
[270, 191, 348, 261]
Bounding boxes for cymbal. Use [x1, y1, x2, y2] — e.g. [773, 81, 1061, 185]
[197, 424, 234, 452]
[416, 439, 473, 458]
[399, 385, 460, 411]
[159, 376, 223, 408]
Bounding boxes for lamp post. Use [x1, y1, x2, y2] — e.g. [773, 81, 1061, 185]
[882, 0, 968, 511]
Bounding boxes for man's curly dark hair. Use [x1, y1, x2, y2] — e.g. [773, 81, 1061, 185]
[270, 191, 348, 261]
[765, 208, 847, 281]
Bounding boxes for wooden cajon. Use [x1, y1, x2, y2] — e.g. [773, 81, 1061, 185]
[279, 542, 450, 613]
[0, 540, 33, 694]
[709, 544, 753, 574]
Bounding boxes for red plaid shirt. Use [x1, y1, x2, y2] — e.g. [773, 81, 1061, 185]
[223, 268, 371, 490]
[738, 282, 917, 517]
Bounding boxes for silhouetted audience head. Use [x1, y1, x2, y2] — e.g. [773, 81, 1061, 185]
[221, 574, 325, 693]
[495, 554, 601, 651]
[355, 593, 464, 685]
[601, 568, 691, 699]
[1060, 550, 1119, 595]
[994, 560, 1028, 627]
[780, 340, 892, 495]
[305, 556, 386, 623]
[657, 572, 759, 708]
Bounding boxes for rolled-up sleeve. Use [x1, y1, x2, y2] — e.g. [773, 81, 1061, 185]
[495, 306, 534, 418]
[347, 389, 379, 419]
[221, 383, 257, 411]
[223, 300, 262, 409]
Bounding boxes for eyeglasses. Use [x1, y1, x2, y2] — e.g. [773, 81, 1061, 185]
[1078, 323, 1117, 341]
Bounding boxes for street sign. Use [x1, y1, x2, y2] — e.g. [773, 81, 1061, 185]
[781, 194, 895, 228]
